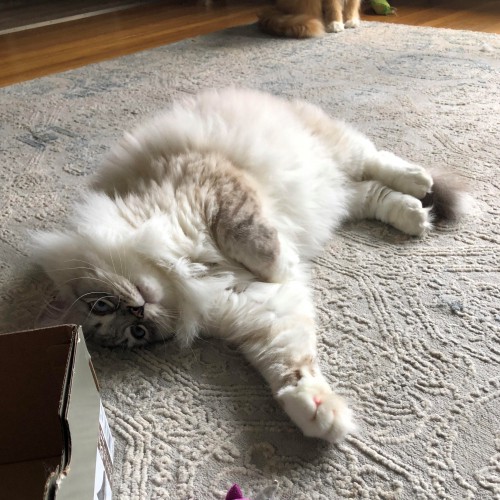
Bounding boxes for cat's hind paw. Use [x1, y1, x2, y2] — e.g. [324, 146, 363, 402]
[377, 151, 434, 199]
[396, 198, 433, 236]
[277, 376, 355, 443]
[326, 21, 344, 33]
[396, 167, 433, 199]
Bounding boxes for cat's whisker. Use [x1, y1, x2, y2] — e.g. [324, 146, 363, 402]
[157, 312, 176, 322]
[108, 246, 119, 280]
[35, 292, 105, 326]
[63, 258, 110, 274]
[48, 265, 98, 274]
[154, 317, 173, 335]
[154, 328, 170, 349]
[120, 247, 132, 284]
[59, 275, 117, 290]
[35, 284, 93, 328]
[34, 299, 60, 328]
[61, 260, 121, 286]
[47, 265, 118, 289]
[153, 316, 178, 347]
[117, 245, 125, 278]
[62, 290, 110, 318]
[62, 258, 104, 270]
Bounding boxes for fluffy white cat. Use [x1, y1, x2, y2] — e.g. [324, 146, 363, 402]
[33, 88, 467, 442]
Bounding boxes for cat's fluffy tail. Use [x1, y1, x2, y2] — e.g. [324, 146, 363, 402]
[422, 171, 472, 223]
[258, 8, 325, 38]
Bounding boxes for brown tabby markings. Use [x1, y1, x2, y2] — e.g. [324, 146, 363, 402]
[287, 355, 318, 383]
[208, 160, 280, 281]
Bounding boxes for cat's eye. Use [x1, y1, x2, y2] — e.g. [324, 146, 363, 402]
[89, 298, 118, 315]
[129, 324, 148, 340]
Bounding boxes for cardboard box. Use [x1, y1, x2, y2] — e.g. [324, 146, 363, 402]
[0, 325, 114, 500]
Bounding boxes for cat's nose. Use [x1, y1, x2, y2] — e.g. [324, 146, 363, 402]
[127, 305, 145, 319]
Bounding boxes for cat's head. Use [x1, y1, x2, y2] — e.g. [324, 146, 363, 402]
[32, 228, 178, 348]
[31, 192, 234, 348]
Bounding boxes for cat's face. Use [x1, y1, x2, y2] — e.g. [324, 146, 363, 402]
[34, 232, 178, 347]
[59, 268, 176, 348]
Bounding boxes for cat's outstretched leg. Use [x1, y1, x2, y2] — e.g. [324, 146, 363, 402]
[344, 0, 361, 28]
[349, 150, 434, 235]
[362, 151, 469, 225]
[324, 0, 345, 33]
[350, 180, 432, 236]
[212, 281, 355, 442]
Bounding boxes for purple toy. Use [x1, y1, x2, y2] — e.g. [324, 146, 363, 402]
[226, 484, 251, 500]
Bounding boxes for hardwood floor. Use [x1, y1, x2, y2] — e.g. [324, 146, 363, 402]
[367, 0, 500, 32]
[0, 0, 269, 87]
[1, 0, 499, 87]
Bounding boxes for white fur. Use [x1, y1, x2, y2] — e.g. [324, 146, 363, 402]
[277, 375, 355, 442]
[344, 18, 360, 29]
[326, 21, 345, 33]
[33, 88, 463, 442]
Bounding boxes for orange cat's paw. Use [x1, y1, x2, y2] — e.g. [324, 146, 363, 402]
[326, 21, 344, 33]
[345, 18, 360, 29]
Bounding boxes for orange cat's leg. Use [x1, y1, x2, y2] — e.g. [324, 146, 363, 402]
[344, 0, 361, 28]
[323, 0, 344, 33]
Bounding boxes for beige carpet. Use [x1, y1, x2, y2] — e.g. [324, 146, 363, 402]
[1, 22, 499, 499]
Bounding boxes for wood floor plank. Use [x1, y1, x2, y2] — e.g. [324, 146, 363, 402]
[0, 1, 267, 86]
[0, 0, 151, 33]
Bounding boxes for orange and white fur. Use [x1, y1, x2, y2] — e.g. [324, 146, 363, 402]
[33, 88, 467, 443]
[258, 0, 361, 38]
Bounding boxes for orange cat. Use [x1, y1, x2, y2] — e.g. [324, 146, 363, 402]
[258, 0, 361, 38]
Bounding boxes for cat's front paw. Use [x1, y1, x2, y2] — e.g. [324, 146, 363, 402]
[344, 18, 360, 29]
[277, 376, 355, 442]
[326, 21, 344, 33]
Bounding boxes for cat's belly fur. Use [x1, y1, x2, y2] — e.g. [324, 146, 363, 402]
[95, 88, 353, 258]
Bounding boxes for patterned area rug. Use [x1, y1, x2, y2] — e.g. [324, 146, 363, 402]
[1, 22, 499, 500]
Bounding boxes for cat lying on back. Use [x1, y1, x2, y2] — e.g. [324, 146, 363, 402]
[258, 0, 361, 38]
[33, 88, 467, 442]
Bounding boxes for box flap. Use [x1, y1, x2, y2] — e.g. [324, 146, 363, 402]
[0, 325, 78, 499]
[0, 325, 76, 464]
